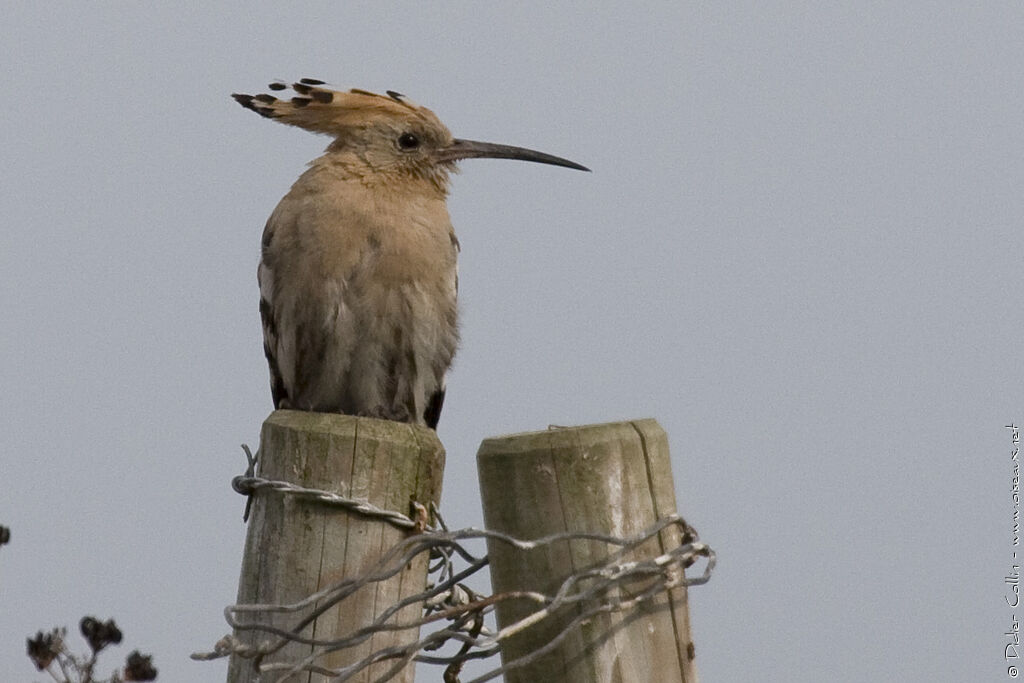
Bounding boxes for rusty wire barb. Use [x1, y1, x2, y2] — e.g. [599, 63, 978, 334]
[194, 447, 715, 682]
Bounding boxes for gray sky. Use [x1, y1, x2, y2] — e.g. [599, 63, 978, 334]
[1, 3, 1017, 681]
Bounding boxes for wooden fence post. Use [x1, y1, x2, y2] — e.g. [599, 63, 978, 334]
[227, 410, 445, 683]
[477, 419, 697, 683]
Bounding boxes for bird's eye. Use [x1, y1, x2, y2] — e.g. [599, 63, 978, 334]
[397, 133, 421, 150]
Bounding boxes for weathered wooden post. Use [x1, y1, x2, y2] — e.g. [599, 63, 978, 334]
[227, 410, 445, 683]
[477, 419, 697, 683]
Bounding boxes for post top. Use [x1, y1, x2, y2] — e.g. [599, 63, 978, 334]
[264, 409, 443, 449]
[477, 418, 664, 457]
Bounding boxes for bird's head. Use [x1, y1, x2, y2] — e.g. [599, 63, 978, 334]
[233, 79, 588, 192]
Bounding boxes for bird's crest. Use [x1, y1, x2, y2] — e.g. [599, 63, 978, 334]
[232, 78, 447, 140]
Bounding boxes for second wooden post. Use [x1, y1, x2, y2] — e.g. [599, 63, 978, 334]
[477, 419, 698, 683]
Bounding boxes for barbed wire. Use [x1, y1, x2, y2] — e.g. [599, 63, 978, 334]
[193, 446, 715, 682]
[232, 444, 427, 529]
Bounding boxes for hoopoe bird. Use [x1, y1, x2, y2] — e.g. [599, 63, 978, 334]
[233, 79, 587, 428]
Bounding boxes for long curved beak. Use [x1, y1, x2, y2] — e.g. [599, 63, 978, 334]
[436, 138, 590, 172]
